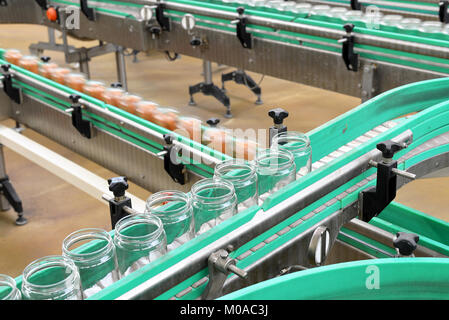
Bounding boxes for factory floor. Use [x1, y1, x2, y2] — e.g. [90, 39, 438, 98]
[1, 24, 449, 278]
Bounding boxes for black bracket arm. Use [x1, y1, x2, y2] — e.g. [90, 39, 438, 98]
[1, 65, 22, 105]
[68, 94, 92, 139]
[439, 1, 449, 23]
[156, 3, 171, 31]
[340, 24, 359, 72]
[35, 0, 48, 10]
[233, 7, 253, 49]
[107, 176, 132, 229]
[350, 0, 362, 10]
[80, 0, 96, 21]
[163, 134, 187, 185]
[359, 140, 406, 222]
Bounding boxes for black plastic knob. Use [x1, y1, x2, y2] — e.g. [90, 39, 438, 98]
[377, 140, 404, 159]
[343, 23, 355, 33]
[393, 232, 419, 256]
[1, 64, 11, 72]
[268, 108, 289, 125]
[40, 56, 51, 63]
[110, 82, 122, 88]
[163, 133, 174, 145]
[207, 118, 220, 127]
[107, 176, 129, 198]
[237, 6, 245, 15]
[149, 26, 161, 35]
[69, 94, 81, 104]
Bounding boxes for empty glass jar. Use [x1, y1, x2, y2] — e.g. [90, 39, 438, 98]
[62, 228, 119, 299]
[419, 21, 443, 34]
[0, 274, 21, 300]
[21, 256, 82, 300]
[145, 190, 194, 252]
[398, 18, 421, 34]
[255, 148, 296, 202]
[114, 214, 167, 278]
[271, 131, 312, 178]
[191, 178, 238, 235]
[214, 159, 258, 211]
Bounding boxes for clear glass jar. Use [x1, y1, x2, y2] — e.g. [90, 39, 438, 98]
[294, 3, 312, 16]
[83, 80, 106, 101]
[362, 9, 383, 29]
[18, 55, 39, 73]
[135, 100, 159, 122]
[0, 274, 21, 300]
[117, 93, 143, 115]
[176, 116, 203, 141]
[145, 190, 194, 252]
[398, 18, 421, 31]
[64, 72, 87, 92]
[191, 178, 237, 235]
[310, 5, 330, 17]
[62, 228, 119, 299]
[380, 14, 403, 27]
[102, 87, 125, 106]
[114, 214, 167, 278]
[278, 1, 296, 11]
[325, 7, 348, 20]
[49, 67, 71, 85]
[4, 49, 22, 65]
[21, 255, 82, 300]
[419, 21, 443, 33]
[255, 148, 296, 202]
[214, 159, 258, 211]
[271, 131, 312, 178]
[342, 10, 364, 23]
[264, 0, 283, 10]
[152, 107, 180, 131]
[247, 0, 266, 8]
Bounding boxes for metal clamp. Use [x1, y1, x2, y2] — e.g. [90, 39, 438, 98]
[1, 65, 22, 105]
[155, 2, 171, 31]
[439, 1, 449, 23]
[80, 0, 95, 21]
[268, 108, 288, 147]
[161, 134, 187, 185]
[202, 245, 248, 300]
[102, 176, 136, 229]
[359, 140, 413, 222]
[339, 24, 359, 72]
[66, 94, 92, 139]
[230, 7, 253, 49]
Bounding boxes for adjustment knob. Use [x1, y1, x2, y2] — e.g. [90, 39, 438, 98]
[343, 23, 355, 33]
[268, 108, 289, 125]
[69, 94, 81, 104]
[190, 37, 202, 47]
[163, 133, 175, 145]
[377, 140, 405, 159]
[46, 6, 58, 22]
[1, 64, 11, 72]
[110, 82, 122, 88]
[206, 118, 220, 127]
[107, 176, 129, 198]
[40, 56, 51, 63]
[149, 26, 161, 35]
[393, 232, 419, 256]
[237, 6, 245, 15]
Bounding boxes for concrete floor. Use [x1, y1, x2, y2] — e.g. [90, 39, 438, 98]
[0, 24, 448, 278]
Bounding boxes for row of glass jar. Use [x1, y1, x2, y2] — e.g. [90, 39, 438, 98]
[0, 131, 311, 300]
[2, 49, 265, 160]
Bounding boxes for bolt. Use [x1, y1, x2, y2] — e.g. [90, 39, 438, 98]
[220, 250, 229, 259]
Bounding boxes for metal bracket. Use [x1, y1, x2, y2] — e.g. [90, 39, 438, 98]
[162, 134, 187, 185]
[35, 0, 47, 10]
[0, 176, 26, 225]
[155, 3, 171, 31]
[66, 94, 92, 139]
[350, 0, 362, 10]
[105, 176, 132, 229]
[361, 63, 376, 102]
[268, 108, 288, 147]
[80, 0, 95, 21]
[339, 24, 359, 72]
[231, 7, 253, 49]
[202, 245, 248, 300]
[1, 65, 23, 105]
[439, 1, 449, 23]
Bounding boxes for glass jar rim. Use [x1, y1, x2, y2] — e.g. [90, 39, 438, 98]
[191, 178, 236, 202]
[62, 228, 114, 262]
[145, 190, 191, 218]
[0, 274, 19, 300]
[114, 214, 165, 243]
[22, 255, 78, 292]
[271, 131, 310, 150]
[214, 159, 257, 182]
